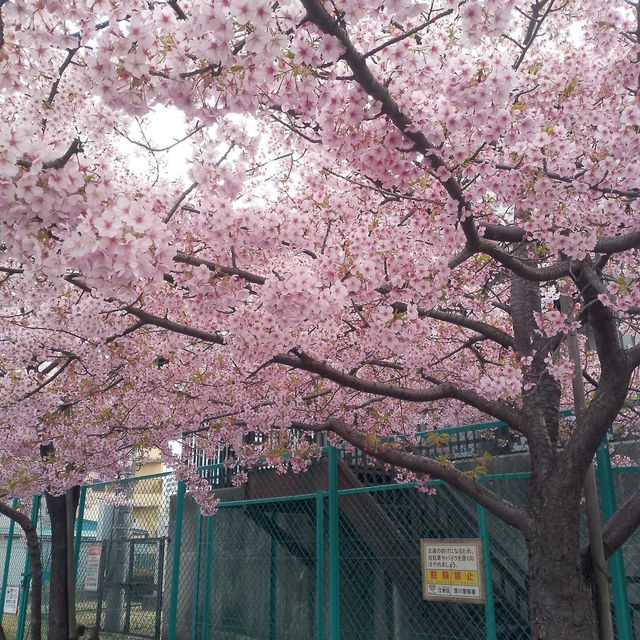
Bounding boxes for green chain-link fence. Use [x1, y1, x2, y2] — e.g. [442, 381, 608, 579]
[0, 433, 638, 640]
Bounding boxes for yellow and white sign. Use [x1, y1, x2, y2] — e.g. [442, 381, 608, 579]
[420, 538, 485, 603]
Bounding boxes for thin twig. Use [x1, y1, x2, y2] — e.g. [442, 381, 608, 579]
[164, 181, 199, 223]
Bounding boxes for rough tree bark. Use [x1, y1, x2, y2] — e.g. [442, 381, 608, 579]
[526, 475, 599, 640]
[44, 489, 80, 640]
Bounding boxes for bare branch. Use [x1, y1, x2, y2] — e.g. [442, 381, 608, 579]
[480, 223, 526, 243]
[173, 252, 266, 285]
[44, 46, 79, 109]
[167, 0, 188, 20]
[164, 181, 199, 223]
[17, 138, 83, 171]
[119, 122, 205, 153]
[269, 113, 322, 143]
[125, 307, 225, 344]
[105, 321, 145, 344]
[594, 231, 640, 254]
[512, 0, 557, 71]
[293, 417, 531, 533]
[164, 143, 234, 223]
[362, 358, 404, 371]
[363, 9, 454, 59]
[0, 265, 24, 275]
[19, 356, 77, 402]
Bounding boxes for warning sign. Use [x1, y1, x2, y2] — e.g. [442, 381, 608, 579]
[3, 586, 19, 614]
[84, 545, 103, 592]
[420, 538, 485, 603]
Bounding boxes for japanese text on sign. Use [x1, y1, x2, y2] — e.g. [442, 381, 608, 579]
[84, 544, 102, 592]
[420, 538, 485, 603]
[3, 586, 19, 614]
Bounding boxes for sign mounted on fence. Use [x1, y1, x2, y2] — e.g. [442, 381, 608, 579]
[84, 544, 103, 592]
[420, 538, 485, 604]
[3, 586, 19, 614]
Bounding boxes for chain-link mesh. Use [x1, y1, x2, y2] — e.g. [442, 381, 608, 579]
[613, 468, 640, 638]
[485, 476, 530, 640]
[72, 474, 171, 640]
[0, 452, 638, 640]
[183, 461, 323, 640]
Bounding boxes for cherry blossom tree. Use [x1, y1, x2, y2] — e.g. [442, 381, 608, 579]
[2, 1, 640, 638]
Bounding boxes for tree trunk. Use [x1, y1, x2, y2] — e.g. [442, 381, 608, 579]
[0, 502, 42, 640]
[45, 489, 79, 640]
[526, 496, 598, 640]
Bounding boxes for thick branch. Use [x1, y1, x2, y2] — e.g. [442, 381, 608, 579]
[594, 231, 640, 254]
[564, 264, 632, 477]
[0, 265, 23, 275]
[293, 418, 531, 533]
[475, 224, 640, 257]
[167, 0, 187, 20]
[475, 238, 572, 282]
[480, 223, 526, 243]
[272, 350, 523, 429]
[601, 488, 640, 558]
[628, 343, 640, 369]
[390, 303, 514, 349]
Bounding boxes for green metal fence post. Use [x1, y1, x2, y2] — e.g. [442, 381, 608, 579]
[200, 515, 213, 640]
[16, 495, 41, 640]
[73, 486, 86, 585]
[191, 508, 202, 640]
[0, 498, 19, 626]
[596, 441, 633, 640]
[477, 502, 497, 640]
[168, 481, 186, 640]
[328, 446, 339, 640]
[315, 492, 325, 640]
[269, 536, 278, 640]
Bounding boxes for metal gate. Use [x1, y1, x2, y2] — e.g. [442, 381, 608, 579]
[96, 538, 165, 639]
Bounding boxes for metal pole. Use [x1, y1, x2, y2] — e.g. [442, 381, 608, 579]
[73, 487, 86, 584]
[477, 503, 497, 640]
[200, 515, 213, 640]
[66, 489, 77, 640]
[167, 481, 185, 640]
[191, 508, 202, 640]
[269, 536, 277, 640]
[315, 492, 325, 640]
[560, 296, 613, 640]
[328, 447, 339, 640]
[124, 541, 134, 635]
[596, 441, 633, 640]
[16, 496, 40, 640]
[0, 498, 19, 626]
